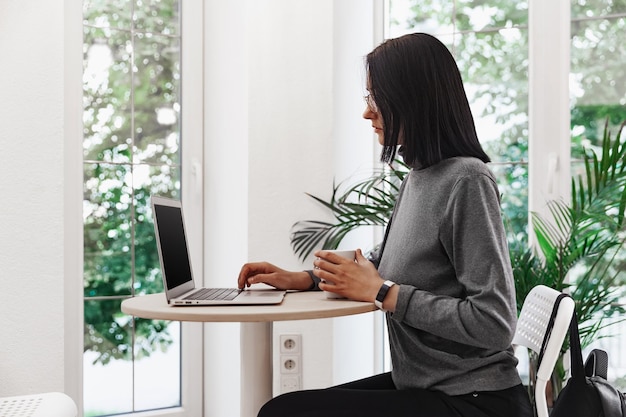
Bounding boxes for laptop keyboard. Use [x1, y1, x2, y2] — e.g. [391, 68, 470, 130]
[184, 288, 242, 301]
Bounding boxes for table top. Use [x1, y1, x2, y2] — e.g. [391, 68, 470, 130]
[121, 291, 377, 322]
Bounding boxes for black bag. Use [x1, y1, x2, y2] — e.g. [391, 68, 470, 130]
[550, 309, 626, 417]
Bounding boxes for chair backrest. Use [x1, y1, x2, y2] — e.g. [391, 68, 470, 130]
[0, 392, 77, 417]
[512, 285, 575, 417]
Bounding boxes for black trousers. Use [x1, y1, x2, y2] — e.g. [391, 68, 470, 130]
[258, 373, 534, 417]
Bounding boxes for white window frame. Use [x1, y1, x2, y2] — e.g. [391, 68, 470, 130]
[528, 0, 572, 225]
[64, 1, 85, 412]
[64, 1, 205, 415]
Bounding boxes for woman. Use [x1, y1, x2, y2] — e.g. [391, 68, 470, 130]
[238, 33, 533, 417]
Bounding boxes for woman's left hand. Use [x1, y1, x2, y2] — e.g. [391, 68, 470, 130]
[313, 249, 383, 302]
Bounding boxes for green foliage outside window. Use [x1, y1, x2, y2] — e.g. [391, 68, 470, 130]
[83, 0, 181, 365]
[391, 0, 626, 240]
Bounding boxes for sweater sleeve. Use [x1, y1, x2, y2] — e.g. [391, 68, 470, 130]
[390, 174, 517, 350]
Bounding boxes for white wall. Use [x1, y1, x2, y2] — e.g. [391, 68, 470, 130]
[330, 0, 384, 386]
[246, 1, 341, 394]
[202, 1, 250, 415]
[244, 0, 382, 393]
[0, 0, 71, 397]
[203, 0, 382, 413]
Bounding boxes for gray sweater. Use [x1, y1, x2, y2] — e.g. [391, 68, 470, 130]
[375, 156, 521, 395]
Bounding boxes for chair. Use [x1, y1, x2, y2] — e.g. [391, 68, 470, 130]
[512, 285, 575, 417]
[0, 392, 77, 417]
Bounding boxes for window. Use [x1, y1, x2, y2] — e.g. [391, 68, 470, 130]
[569, 0, 626, 390]
[82, 1, 202, 415]
[570, 1, 626, 161]
[385, 0, 530, 240]
[385, 0, 626, 391]
[382, 0, 530, 375]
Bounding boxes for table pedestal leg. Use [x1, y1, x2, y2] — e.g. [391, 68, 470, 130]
[240, 322, 272, 417]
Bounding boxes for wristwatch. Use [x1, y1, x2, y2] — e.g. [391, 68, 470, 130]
[375, 280, 396, 312]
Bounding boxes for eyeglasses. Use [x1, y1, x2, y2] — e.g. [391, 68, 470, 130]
[364, 93, 378, 112]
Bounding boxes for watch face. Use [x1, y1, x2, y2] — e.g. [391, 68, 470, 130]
[376, 283, 390, 301]
[376, 281, 395, 312]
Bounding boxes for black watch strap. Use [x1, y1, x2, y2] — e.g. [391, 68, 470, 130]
[305, 270, 321, 291]
[375, 280, 395, 312]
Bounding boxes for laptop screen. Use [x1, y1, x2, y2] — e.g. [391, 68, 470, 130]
[153, 203, 194, 290]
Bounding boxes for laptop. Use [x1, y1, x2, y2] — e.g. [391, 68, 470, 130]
[151, 195, 286, 306]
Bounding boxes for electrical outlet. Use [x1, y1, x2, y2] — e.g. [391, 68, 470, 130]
[279, 334, 302, 393]
[281, 355, 300, 374]
[280, 334, 301, 354]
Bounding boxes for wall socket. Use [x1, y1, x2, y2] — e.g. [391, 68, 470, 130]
[279, 334, 302, 393]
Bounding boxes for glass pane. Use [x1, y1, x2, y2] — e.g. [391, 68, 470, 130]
[490, 163, 529, 240]
[132, 33, 181, 164]
[84, 299, 133, 416]
[387, 0, 528, 37]
[132, 168, 182, 296]
[84, 0, 183, 414]
[83, 0, 133, 29]
[83, 26, 133, 163]
[570, 16, 626, 157]
[135, 163, 181, 199]
[572, 0, 626, 18]
[134, 0, 181, 35]
[84, 163, 133, 297]
[570, 159, 587, 182]
[583, 310, 626, 391]
[455, 28, 529, 163]
[84, 303, 179, 415]
[387, 0, 530, 239]
[455, 0, 528, 32]
[134, 321, 181, 410]
[387, 0, 454, 37]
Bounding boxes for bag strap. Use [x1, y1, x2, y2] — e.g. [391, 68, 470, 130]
[566, 308, 587, 378]
[585, 349, 609, 379]
[537, 292, 570, 368]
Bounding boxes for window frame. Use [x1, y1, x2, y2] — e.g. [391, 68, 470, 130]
[66, 1, 205, 415]
[528, 0, 572, 223]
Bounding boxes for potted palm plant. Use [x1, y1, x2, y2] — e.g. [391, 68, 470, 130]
[290, 120, 626, 394]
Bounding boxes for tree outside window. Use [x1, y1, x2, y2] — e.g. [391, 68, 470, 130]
[82, 0, 182, 414]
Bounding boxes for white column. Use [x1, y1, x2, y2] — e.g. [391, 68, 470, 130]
[528, 0, 571, 228]
[204, 1, 249, 416]
[240, 322, 272, 417]
[64, 0, 85, 412]
[331, 0, 381, 385]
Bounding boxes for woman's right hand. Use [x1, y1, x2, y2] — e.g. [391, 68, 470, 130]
[237, 262, 313, 291]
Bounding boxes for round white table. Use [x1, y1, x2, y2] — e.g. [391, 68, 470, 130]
[121, 291, 377, 417]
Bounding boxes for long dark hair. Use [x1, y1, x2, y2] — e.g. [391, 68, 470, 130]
[366, 33, 490, 168]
